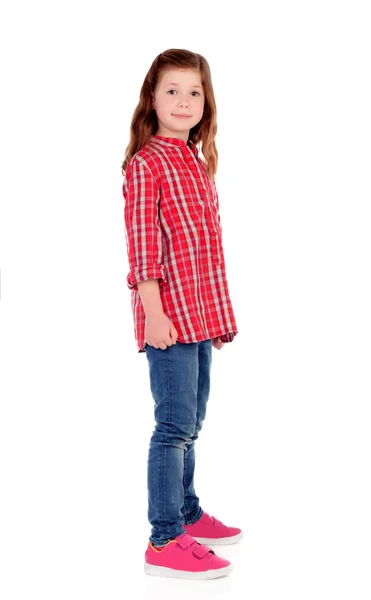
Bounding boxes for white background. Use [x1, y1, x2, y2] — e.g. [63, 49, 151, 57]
[1, 1, 370, 598]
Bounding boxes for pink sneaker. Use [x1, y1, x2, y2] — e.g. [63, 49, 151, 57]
[183, 511, 243, 545]
[144, 532, 233, 580]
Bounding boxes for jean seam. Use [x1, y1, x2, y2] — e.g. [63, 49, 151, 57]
[164, 349, 171, 540]
[183, 445, 188, 523]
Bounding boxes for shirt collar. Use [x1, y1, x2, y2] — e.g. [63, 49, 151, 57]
[150, 135, 199, 157]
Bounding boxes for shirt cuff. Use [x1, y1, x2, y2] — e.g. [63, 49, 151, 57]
[126, 263, 168, 290]
[219, 332, 237, 343]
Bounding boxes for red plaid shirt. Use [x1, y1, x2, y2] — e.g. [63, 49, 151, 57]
[122, 135, 238, 353]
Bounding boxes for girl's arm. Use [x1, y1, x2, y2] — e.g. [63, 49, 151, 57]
[124, 158, 167, 292]
[137, 278, 164, 317]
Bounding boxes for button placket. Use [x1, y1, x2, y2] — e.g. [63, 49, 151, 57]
[183, 148, 221, 265]
[203, 191, 221, 265]
[183, 149, 206, 219]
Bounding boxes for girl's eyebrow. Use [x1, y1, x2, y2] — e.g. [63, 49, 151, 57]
[166, 82, 202, 88]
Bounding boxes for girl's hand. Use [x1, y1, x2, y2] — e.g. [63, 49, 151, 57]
[212, 336, 225, 350]
[145, 313, 178, 350]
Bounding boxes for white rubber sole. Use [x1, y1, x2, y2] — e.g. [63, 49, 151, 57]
[144, 562, 233, 580]
[191, 531, 244, 545]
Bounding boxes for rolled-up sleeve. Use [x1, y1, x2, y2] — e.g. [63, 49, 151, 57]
[123, 157, 167, 291]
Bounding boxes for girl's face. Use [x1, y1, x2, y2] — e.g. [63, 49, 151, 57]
[152, 68, 205, 141]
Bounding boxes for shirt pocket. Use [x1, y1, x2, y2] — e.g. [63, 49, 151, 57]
[161, 179, 204, 231]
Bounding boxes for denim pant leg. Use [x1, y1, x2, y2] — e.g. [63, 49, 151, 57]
[183, 339, 212, 525]
[145, 340, 211, 546]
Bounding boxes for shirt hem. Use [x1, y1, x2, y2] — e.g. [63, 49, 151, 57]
[136, 329, 238, 353]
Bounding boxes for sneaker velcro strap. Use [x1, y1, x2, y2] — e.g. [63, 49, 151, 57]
[192, 544, 214, 559]
[177, 534, 196, 550]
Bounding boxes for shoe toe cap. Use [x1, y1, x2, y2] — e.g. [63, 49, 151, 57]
[229, 527, 242, 535]
[210, 554, 232, 569]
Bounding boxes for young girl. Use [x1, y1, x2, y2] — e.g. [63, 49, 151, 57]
[121, 48, 242, 580]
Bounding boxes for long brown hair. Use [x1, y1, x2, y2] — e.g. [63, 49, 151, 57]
[121, 48, 218, 181]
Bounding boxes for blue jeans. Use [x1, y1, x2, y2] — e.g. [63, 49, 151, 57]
[144, 339, 212, 546]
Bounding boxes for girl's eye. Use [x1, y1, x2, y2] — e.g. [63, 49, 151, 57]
[167, 89, 200, 96]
